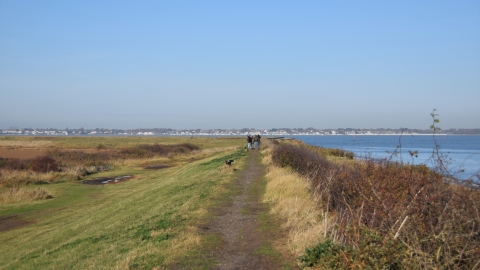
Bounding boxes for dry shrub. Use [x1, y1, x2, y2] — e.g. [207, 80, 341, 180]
[49, 150, 114, 166]
[119, 148, 153, 159]
[1, 158, 30, 170]
[30, 156, 59, 173]
[0, 155, 59, 172]
[272, 144, 331, 179]
[305, 146, 355, 159]
[0, 187, 52, 204]
[272, 143, 480, 269]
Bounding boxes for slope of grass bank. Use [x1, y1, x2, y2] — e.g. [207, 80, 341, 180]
[0, 137, 246, 269]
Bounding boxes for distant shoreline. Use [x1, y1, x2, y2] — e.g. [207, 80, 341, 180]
[1, 133, 479, 137]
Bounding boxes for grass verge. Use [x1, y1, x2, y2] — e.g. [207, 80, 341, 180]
[261, 142, 327, 263]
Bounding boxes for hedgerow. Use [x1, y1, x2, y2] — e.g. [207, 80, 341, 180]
[272, 143, 480, 269]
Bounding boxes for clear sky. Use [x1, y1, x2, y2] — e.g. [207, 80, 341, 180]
[1, 1, 479, 130]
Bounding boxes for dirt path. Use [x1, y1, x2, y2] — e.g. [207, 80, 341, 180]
[202, 149, 285, 270]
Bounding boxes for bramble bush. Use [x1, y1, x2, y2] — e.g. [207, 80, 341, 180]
[272, 143, 480, 269]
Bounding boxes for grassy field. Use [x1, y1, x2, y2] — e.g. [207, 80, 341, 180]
[0, 136, 246, 269]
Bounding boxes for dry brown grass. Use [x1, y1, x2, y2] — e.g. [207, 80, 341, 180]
[261, 142, 328, 257]
[263, 166, 327, 256]
[0, 187, 52, 203]
[162, 226, 201, 265]
[0, 142, 53, 148]
[0, 169, 83, 188]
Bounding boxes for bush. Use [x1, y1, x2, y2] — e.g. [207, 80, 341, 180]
[328, 148, 354, 159]
[176, 143, 200, 151]
[272, 143, 480, 268]
[272, 144, 330, 178]
[0, 158, 8, 168]
[303, 145, 354, 159]
[120, 147, 153, 159]
[49, 150, 112, 166]
[300, 229, 411, 269]
[1, 158, 30, 171]
[30, 156, 59, 173]
[1, 156, 60, 172]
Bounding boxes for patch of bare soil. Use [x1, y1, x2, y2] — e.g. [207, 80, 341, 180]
[0, 148, 47, 159]
[79, 175, 134, 185]
[0, 215, 35, 232]
[199, 150, 289, 270]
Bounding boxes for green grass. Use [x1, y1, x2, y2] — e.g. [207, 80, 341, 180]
[160, 150, 249, 269]
[0, 138, 247, 269]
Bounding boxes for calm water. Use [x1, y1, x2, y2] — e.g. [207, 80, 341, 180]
[287, 135, 480, 181]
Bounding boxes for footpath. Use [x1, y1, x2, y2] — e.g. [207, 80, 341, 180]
[205, 149, 293, 270]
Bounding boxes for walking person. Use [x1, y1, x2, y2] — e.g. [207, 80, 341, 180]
[247, 135, 253, 150]
[254, 134, 261, 149]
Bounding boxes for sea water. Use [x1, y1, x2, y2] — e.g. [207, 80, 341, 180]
[288, 135, 480, 181]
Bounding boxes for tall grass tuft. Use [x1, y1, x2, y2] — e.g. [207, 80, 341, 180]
[0, 187, 52, 203]
[0, 170, 75, 187]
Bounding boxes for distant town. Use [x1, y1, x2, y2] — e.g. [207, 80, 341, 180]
[1, 127, 479, 136]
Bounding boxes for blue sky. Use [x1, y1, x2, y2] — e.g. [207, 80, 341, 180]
[1, 1, 479, 129]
